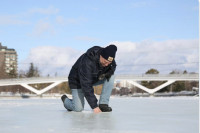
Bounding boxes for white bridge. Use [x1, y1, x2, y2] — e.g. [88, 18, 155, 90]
[0, 74, 198, 95]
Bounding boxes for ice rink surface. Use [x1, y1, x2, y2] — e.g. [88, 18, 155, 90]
[0, 97, 198, 133]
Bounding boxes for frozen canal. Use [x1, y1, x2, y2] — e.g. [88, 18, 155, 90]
[0, 97, 198, 133]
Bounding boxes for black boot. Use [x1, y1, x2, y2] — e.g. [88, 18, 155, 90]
[61, 95, 72, 111]
[99, 104, 112, 112]
[61, 95, 67, 103]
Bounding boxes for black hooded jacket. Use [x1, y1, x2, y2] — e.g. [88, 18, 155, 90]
[68, 46, 116, 109]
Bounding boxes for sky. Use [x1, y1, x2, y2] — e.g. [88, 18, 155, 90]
[0, 0, 199, 76]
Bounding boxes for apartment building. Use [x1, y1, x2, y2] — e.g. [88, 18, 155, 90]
[0, 43, 17, 78]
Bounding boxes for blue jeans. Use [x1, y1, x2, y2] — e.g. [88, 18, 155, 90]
[63, 75, 115, 112]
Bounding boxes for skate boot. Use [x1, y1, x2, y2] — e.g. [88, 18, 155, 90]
[99, 104, 112, 112]
[61, 95, 72, 111]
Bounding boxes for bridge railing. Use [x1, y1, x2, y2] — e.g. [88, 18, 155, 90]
[115, 74, 199, 81]
[0, 74, 199, 95]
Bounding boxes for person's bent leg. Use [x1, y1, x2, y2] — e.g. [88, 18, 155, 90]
[63, 89, 85, 112]
[99, 75, 115, 104]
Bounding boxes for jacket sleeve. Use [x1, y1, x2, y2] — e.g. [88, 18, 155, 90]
[78, 60, 98, 109]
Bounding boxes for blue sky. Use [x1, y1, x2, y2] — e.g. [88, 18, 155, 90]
[0, 0, 199, 75]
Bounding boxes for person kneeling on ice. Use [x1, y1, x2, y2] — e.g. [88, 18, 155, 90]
[61, 44, 117, 113]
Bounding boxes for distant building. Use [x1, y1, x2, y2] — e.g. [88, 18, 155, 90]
[0, 43, 18, 78]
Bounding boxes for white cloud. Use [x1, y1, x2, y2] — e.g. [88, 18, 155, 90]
[0, 15, 29, 25]
[91, 7, 99, 11]
[56, 16, 87, 25]
[22, 46, 83, 76]
[130, 1, 150, 8]
[0, 6, 86, 38]
[29, 6, 59, 15]
[111, 39, 199, 74]
[0, 6, 59, 25]
[30, 19, 55, 37]
[21, 39, 199, 76]
[55, 16, 65, 25]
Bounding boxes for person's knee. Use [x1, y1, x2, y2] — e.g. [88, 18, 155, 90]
[74, 104, 84, 112]
[74, 106, 84, 112]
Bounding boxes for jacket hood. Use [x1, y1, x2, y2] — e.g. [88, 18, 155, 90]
[86, 46, 102, 62]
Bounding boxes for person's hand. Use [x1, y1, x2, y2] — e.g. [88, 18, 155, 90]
[93, 107, 102, 113]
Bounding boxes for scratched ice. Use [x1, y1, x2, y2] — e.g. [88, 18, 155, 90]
[0, 97, 198, 133]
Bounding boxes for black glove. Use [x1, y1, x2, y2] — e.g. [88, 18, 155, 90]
[98, 74, 106, 80]
[105, 73, 112, 81]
